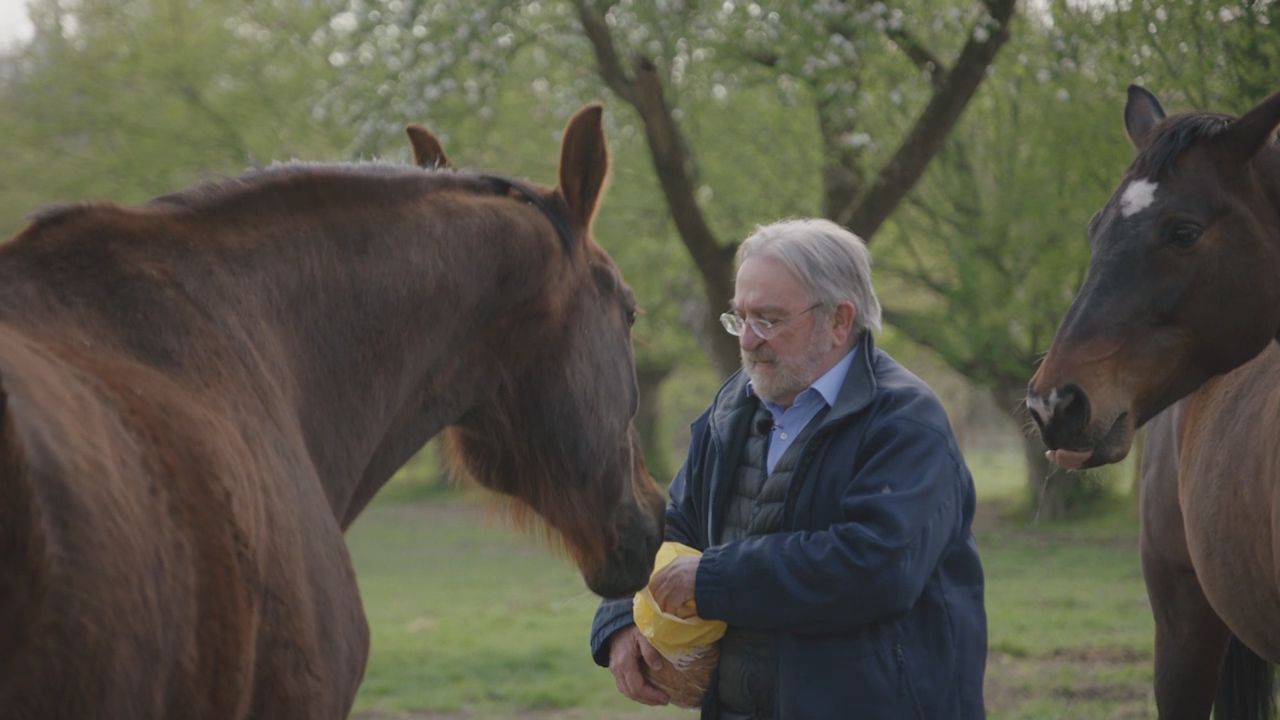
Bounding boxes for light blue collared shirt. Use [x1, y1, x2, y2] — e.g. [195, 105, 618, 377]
[747, 346, 857, 475]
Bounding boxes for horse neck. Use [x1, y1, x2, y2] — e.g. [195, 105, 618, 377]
[0, 172, 564, 527]
[240, 186, 563, 526]
[1258, 149, 1280, 220]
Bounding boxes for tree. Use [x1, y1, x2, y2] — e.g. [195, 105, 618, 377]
[874, 0, 1280, 516]
[568, 0, 1018, 374]
[0, 0, 346, 237]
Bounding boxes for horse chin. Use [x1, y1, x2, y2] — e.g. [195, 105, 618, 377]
[583, 507, 664, 599]
[584, 543, 659, 599]
[1047, 412, 1135, 470]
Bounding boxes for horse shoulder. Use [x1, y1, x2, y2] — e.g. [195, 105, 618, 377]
[1176, 347, 1280, 639]
[1140, 403, 1191, 570]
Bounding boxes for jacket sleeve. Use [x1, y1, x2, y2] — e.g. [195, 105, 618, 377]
[589, 414, 711, 666]
[694, 415, 966, 634]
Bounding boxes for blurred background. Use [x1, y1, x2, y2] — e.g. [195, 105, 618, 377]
[2, 0, 1276, 717]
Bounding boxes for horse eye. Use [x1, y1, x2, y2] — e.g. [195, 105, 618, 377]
[1167, 222, 1202, 248]
[625, 308, 637, 327]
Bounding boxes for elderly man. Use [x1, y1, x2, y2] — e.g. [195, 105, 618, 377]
[590, 218, 987, 719]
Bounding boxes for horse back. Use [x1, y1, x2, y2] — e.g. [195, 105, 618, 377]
[0, 321, 365, 719]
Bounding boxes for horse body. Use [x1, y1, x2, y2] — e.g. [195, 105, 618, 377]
[1139, 353, 1280, 720]
[1028, 86, 1280, 718]
[0, 107, 665, 718]
[1177, 354, 1280, 659]
[0, 284, 368, 719]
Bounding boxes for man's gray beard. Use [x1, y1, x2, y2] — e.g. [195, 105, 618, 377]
[742, 325, 829, 405]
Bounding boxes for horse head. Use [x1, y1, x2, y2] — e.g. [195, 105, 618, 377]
[436, 106, 666, 597]
[1028, 86, 1280, 469]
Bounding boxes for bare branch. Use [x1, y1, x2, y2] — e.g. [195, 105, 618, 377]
[571, 1, 738, 373]
[573, 0, 637, 105]
[885, 27, 947, 89]
[836, 0, 1019, 240]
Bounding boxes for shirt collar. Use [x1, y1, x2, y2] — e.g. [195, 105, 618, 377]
[745, 342, 858, 410]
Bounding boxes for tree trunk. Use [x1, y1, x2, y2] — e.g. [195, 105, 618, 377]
[634, 359, 675, 485]
[1021, 431, 1071, 521]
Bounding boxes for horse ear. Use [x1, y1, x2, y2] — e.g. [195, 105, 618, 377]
[405, 124, 452, 169]
[1221, 89, 1280, 166]
[1124, 85, 1166, 150]
[557, 103, 610, 230]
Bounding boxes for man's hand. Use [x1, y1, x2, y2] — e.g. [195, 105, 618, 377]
[607, 625, 670, 706]
[650, 555, 700, 618]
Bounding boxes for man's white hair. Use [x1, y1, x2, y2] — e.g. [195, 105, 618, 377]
[737, 218, 882, 336]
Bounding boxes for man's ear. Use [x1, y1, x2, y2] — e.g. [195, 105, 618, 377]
[833, 301, 858, 345]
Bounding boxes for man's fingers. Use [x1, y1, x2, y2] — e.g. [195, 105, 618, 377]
[672, 602, 697, 619]
[630, 680, 671, 706]
[613, 664, 668, 706]
[651, 578, 679, 614]
[608, 628, 670, 706]
[637, 635, 664, 670]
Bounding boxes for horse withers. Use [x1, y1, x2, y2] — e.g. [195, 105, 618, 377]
[0, 104, 665, 719]
[1026, 87, 1280, 719]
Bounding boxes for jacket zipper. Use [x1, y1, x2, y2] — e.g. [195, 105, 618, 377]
[895, 642, 908, 697]
[896, 641, 925, 719]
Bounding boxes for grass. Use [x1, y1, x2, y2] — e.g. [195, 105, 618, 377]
[348, 492, 689, 719]
[347, 453, 1158, 719]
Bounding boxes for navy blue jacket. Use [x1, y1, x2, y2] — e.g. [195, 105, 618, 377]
[591, 336, 986, 719]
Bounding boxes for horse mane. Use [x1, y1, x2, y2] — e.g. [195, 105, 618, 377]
[21, 163, 574, 255]
[1129, 112, 1234, 180]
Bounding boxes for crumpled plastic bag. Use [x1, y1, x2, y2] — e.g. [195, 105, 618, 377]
[632, 542, 726, 708]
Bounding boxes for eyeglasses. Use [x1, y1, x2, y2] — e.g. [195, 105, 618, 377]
[719, 303, 821, 340]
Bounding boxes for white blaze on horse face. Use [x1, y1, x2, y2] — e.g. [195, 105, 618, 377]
[1119, 178, 1158, 218]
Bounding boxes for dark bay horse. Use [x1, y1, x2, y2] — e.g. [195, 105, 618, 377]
[0, 104, 665, 719]
[1027, 86, 1280, 719]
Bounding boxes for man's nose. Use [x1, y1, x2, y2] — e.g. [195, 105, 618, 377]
[739, 326, 765, 350]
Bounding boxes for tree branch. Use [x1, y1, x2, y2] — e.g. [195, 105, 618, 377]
[574, 0, 637, 105]
[836, 0, 1018, 241]
[885, 26, 947, 89]
[573, 1, 739, 374]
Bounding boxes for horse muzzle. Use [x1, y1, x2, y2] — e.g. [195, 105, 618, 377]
[1027, 382, 1134, 469]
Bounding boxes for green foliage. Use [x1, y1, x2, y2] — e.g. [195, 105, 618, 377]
[0, 0, 347, 236]
[6, 0, 1278, 520]
[875, 11, 1132, 395]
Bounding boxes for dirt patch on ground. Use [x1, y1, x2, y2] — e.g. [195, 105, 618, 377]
[984, 649, 1153, 719]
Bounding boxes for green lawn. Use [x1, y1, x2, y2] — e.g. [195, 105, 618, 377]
[347, 456, 1157, 719]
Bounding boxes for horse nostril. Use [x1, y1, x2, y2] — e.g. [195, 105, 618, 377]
[1054, 384, 1091, 431]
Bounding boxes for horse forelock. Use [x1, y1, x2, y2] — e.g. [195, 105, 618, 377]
[1129, 112, 1234, 181]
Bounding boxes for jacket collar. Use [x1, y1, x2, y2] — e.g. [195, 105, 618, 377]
[708, 331, 879, 440]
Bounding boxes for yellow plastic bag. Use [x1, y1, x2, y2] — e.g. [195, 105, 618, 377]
[633, 542, 727, 656]
[632, 542, 726, 708]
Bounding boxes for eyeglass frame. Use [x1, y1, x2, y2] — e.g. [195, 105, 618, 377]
[719, 302, 823, 340]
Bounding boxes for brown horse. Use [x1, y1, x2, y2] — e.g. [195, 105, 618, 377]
[0, 105, 666, 720]
[1027, 86, 1280, 719]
